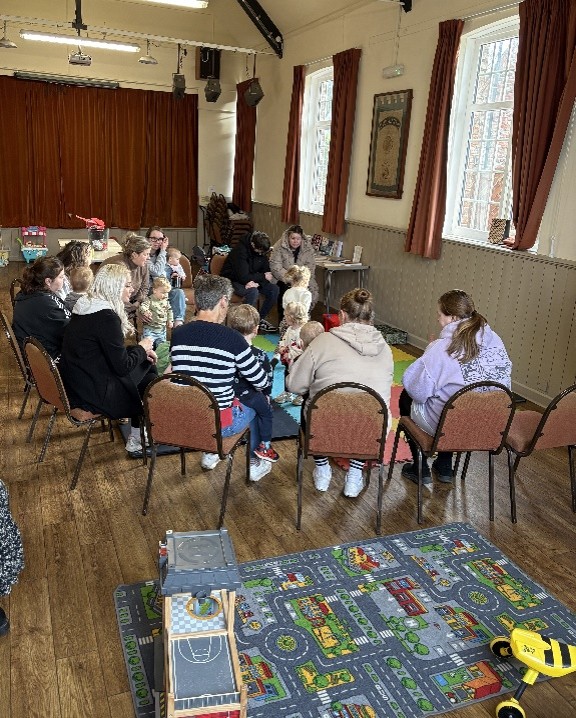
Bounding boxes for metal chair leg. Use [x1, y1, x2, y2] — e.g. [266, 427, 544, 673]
[416, 449, 424, 525]
[488, 451, 495, 521]
[507, 449, 520, 523]
[218, 454, 234, 528]
[142, 446, 158, 515]
[70, 421, 96, 490]
[376, 463, 385, 535]
[387, 428, 401, 483]
[245, 428, 251, 482]
[569, 445, 576, 513]
[180, 447, 186, 475]
[27, 398, 43, 442]
[38, 407, 58, 462]
[461, 452, 472, 481]
[296, 445, 304, 530]
[18, 382, 32, 419]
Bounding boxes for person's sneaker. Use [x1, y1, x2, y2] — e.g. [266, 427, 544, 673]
[343, 466, 364, 497]
[249, 459, 272, 482]
[201, 452, 221, 470]
[0, 607, 9, 636]
[125, 435, 143, 454]
[291, 395, 304, 406]
[254, 443, 280, 463]
[432, 459, 454, 483]
[313, 463, 332, 491]
[401, 462, 433, 486]
[274, 391, 293, 404]
[259, 319, 277, 333]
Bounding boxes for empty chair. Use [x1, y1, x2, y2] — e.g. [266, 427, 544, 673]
[141, 374, 250, 524]
[0, 309, 35, 418]
[23, 337, 113, 489]
[388, 381, 516, 524]
[505, 384, 576, 522]
[296, 382, 389, 534]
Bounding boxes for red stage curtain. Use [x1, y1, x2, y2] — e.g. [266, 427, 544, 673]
[404, 20, 463, 259]
[510, 0, 576, 250]
[232, 79, 258, 212]
[281, 65, 305, 225]
[321, 48, 362, 236]
[0, 76, 198, 229]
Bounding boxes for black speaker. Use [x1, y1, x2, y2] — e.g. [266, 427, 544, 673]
[172, 73, 186, 99]
[196, 47, 221, 80]
[204, 77, 221, 103]
[402, 0, 412, 11]
[244, 78, 264, 107]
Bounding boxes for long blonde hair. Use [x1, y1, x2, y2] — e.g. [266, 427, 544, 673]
[440, 289, 486, 363]
[90, 265, 134, 336]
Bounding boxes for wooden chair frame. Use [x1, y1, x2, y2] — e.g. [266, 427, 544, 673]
[387, 381, 516, 524]
[23, 337, 114, 489]
[506, 383, 576, 522]
[296, 382, 389, 535]
[0, 309, 35, 419]
[142, 373, 251, 526]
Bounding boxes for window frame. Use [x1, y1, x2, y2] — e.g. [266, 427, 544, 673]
[444, 17, 520, 244]
[299, 66, 334, 215]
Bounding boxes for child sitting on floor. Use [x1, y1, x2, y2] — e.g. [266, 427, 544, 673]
[139, 277, 173, 348]
[300, 320, 325, 349]
[64, 266, 93, 312]
[274, 301, 308, 406]
[226, 304, 279, 463]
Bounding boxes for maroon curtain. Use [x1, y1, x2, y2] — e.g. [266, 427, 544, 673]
[321, 48, 362, 236]
[405, 20, 463, 259]
[232, 79, 258, 212]
[281, 65, 305, 225]
[0, 75, 198, 229]
[510, 0, 576, 249]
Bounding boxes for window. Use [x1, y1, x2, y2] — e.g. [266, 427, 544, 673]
[299, 67, 334, 214]
[445, 19, 519, 242]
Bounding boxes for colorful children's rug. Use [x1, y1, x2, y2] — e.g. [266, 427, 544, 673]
[255, 333, 413, 462]
[115, 522, 576, 718]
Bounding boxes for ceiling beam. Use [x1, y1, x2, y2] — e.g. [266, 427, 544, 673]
[235, 0, 283, 58]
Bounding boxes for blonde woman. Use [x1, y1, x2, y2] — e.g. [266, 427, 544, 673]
[100, 232, 151, 316]
[60, 264, 158, 453]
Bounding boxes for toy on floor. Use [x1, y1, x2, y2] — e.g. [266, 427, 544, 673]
[490, 628, 576, 718]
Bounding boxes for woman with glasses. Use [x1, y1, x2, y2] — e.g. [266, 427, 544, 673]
[60, 264, 158, 454]
[99, 232, 151, 317]
[145, 226, 187, 327]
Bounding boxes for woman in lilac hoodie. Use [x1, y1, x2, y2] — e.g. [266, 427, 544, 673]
[400, 289, 512, 485]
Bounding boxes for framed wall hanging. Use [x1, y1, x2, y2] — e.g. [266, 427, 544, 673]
[366, 89, 413, 198]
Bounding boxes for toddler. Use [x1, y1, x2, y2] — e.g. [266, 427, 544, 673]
[165, 247, 187, 289]
[273, 301, 308, 406]
[64, 266, 93, 312]
[226, 304, 279, 463]
[139, 277, 173, 347]
[279, 265, 312, 335]
[300, 320, 325, 349]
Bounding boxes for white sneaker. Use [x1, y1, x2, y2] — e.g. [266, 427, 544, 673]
[125, 435, 143, 453]
[343, 466, 364, 498]
[201, 452, 221, 470]
[313, 463, 332, 491]
[249, 459, 272, 482]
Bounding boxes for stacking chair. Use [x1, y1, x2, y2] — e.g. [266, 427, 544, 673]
[9, 278, 22, 308]
[505, 384, 576, 522]
[387, 381, 516, 524]
[177, 253, 196, 307]
[23, 337, 114, 489]
[0, 310, 35, 419]
[296, 382, 389, 534]
[208, 254, 244, 304]
[141, 374, 250, 525]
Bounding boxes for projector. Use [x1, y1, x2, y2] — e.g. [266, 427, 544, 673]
[69, 51, 92, 66]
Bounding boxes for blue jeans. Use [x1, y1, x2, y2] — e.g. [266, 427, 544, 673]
[231, 281, 279, 321]
[221, 402, 259, 454]
[168, 287, 186, 322]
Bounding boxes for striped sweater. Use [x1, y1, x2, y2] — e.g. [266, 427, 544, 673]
[170, 320, 269, 409]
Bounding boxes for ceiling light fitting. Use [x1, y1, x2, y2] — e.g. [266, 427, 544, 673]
[13, 71, 119, 89]
[0, 21, 17, 49]
[20, 30, 140, 53]
[139, 39, 158, 64]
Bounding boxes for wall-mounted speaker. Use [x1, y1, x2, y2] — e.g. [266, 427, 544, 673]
[402, 0, 412, 12]
[196, 47, 221, 80]
[244, 78, 264, 107]
[172, 73, 186, 99]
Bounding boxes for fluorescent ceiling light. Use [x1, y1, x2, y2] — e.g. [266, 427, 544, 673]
[14, 71, 119, 89]
[139, 0, 209, 8]
[20, 30, 140, 53]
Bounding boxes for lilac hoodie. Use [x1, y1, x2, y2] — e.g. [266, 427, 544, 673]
[403, 320, 512, 432]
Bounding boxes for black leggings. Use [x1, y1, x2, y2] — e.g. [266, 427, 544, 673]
[130, 364, 158, 428]
[399, 389, 452, 473]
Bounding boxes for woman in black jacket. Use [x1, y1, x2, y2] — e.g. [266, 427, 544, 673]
[60, 264, 158, 454]
[12, 256, 70, 359]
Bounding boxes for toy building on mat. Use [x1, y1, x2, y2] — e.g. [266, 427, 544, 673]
[158, 529, 247, 718]
[19, 226, 48, 263]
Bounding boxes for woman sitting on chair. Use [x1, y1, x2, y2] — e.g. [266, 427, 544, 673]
[60, 264, 158, 454]
[286, 288, 393, 498]
[12, 256, 70, 359]
[400, 289, 512, 486]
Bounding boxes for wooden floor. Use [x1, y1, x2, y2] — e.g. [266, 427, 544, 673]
[1, 262, 575, 718]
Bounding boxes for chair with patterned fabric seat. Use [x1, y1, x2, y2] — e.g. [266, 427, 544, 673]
[505, 384, 576, 522]
[209, 253, 244, 304]
[296, 382, 389, 535]
[141, 374, 250, 525]
[23, 337, 114, 489]
[387, 381, 516, 524]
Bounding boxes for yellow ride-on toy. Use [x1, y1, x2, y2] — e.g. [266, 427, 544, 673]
[490, 628, 576, 718]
